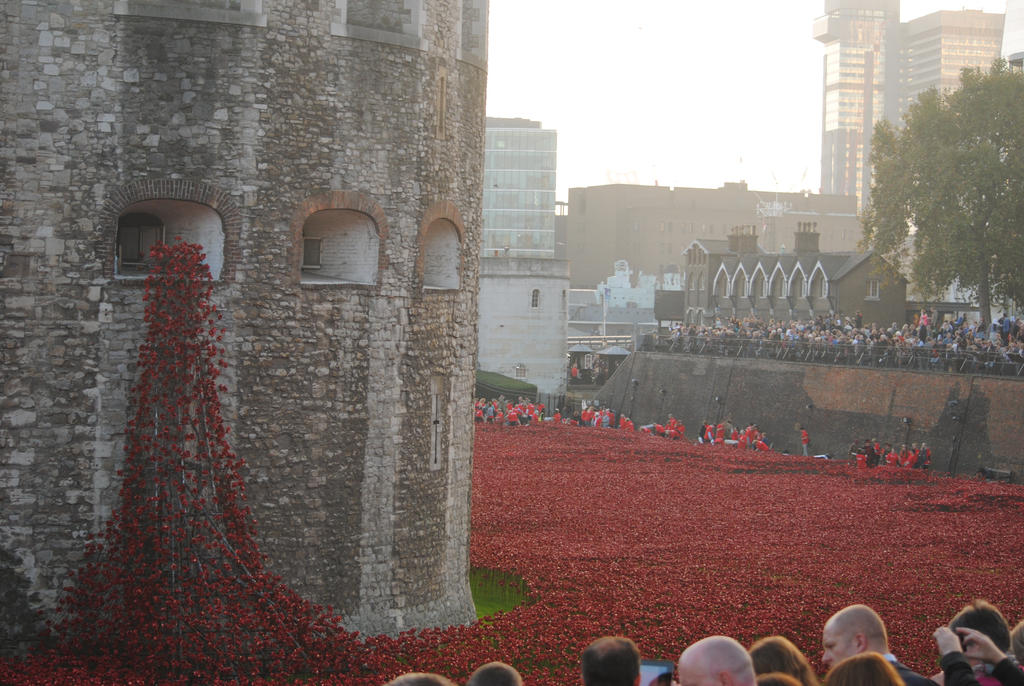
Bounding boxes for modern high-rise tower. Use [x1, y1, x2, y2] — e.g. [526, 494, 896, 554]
[1005, 0, 1024, 68]
[482, 117, 557, 257]
[815, 1, 1004, 208]
[814, 0, 901, 205]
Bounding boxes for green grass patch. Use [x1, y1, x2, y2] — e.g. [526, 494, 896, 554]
[470, 567, 528, 619]
[475, 370, 538, 398]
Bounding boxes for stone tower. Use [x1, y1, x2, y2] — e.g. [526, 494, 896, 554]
[0, 0, 487, 648]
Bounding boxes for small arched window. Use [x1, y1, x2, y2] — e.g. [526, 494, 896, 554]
[301, 209, 380, 285]
[115, 200, 224, 279]
[531, 289, 540, 308]
[422, 218, 461, 289]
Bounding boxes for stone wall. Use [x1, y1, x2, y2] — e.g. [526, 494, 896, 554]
[597, 353, 1024, 477]
[1, 0, 485, 650]
[477, 257, 570, 396]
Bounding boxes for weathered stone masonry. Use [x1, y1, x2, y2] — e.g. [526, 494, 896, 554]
[0, 0, 487, 649]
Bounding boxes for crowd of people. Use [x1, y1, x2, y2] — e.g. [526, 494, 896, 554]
[849, 439, 932, 470]
[650, 312, 1024, 376]
[475, 398, 945, 471]
[384, 601, 1024, 686]
[667, 311, 1023, 350]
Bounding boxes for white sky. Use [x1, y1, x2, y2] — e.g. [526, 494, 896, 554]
[485, 0, 1008, 202]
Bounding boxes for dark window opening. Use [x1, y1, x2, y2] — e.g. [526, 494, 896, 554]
[116, 212, 165, 276]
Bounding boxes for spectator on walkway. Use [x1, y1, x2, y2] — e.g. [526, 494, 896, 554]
[822, 604, 938, 686]
[756, 675, 802, 686]
[466, 661, 524, 686]
[749, 636, 820, 686]
[933, 626, 1024, 686]
[824, 652, 905, 686]
[678, 635, 757, 686]
[582, 636, 641, 686]
[1012, 621, 1024, 664]
[931, 600, 1015, 685]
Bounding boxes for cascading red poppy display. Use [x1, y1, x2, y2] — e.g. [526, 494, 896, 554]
[3, 253, 1022, 684]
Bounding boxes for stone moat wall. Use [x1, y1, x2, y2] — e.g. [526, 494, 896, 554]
[1, 0, 487, 650]
[597, 353, 1024, 477]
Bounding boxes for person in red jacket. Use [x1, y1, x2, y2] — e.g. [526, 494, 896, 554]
[904, 444, 919, 468]
[580, 405, 593, 427]
[715, 423, 725, 444]
[799, 427, 810, 456]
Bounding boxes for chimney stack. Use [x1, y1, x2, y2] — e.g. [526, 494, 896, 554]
[729, 225, 759, 254]
[794, 221, 820, 255]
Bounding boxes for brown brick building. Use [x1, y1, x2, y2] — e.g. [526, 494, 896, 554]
[566, 182, 861, 289]
[661, 224, 906, 324]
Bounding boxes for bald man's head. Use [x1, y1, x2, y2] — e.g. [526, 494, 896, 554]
[821, 605, 889, 670]
[677, 636, 757, 686]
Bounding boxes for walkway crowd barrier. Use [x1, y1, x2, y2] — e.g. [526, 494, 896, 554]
[641, 334, 1024, 378]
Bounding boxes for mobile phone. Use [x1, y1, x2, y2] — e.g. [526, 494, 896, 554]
[640, 659, 674, 686]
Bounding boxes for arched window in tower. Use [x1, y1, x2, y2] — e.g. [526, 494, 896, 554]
[301, 209, 380, 285]
[115, 200, 224, 279]
[530, 288, 540, 308]
[421, 218, 460, 290]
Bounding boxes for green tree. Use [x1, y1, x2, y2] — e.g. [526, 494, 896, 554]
[862, 60, 1024, 322]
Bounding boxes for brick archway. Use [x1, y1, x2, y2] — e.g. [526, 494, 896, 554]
[99, 179, 242, 281]
[416, 200, 465, 289]
[290, 190, 390, 286]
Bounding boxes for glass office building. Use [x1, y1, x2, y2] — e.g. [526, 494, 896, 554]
[901, 10, 1005, 112]
[483, 117, 557, 258]
[814, 1, 1003, 208]
[1005, 0, 1024, 68]
[814, 1, 900, 205]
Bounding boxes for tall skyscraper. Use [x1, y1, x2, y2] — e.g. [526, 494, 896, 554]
[483, 117, 557, 257]
[1005, 0, 1024, 68]
[815, 1, 1004, 208]
[900, 10, 1005, 113]
[814, 0, 901, 204]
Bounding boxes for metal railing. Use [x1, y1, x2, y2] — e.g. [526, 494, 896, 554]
[641, 334, 1024, 378]
[567, 335, 634, 351]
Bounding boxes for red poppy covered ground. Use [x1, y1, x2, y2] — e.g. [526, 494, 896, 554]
[4, 422, 1023, 684]
[461, 424, 1024, 683]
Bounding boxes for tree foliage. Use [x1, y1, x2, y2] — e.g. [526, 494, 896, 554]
[862, 60, 1024, 320]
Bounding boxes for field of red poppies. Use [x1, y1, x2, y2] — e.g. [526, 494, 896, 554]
[4, 422, 1024, 684]
[457, 424, 1024, 684]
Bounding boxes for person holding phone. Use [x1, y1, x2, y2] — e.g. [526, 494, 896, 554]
[933, 626, 1024, 686]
